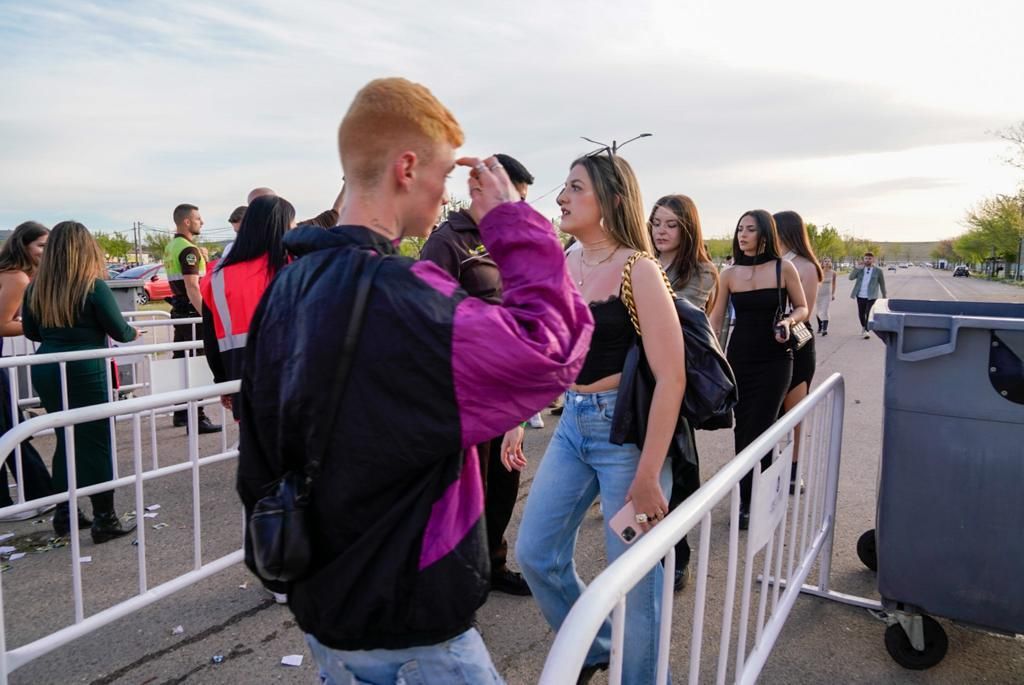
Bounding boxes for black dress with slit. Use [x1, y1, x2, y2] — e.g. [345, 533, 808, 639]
[727, 287, 793, 507]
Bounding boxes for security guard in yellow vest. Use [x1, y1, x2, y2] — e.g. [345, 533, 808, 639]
[163, 204, 221, 434]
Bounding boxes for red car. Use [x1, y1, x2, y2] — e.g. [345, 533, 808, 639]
[114, 264, 173, 306]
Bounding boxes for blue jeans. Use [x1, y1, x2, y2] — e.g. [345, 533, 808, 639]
[516, 389, 672, 684]
[305, 628, 504, 685]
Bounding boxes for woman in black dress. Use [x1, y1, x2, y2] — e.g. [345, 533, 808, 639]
[774, 211, 823, 493]
[709, 210, 808, 529]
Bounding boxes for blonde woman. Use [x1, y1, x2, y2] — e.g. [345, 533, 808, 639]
[508, 153, 685, 684]
[816, 257, 837, 335]
[22, 222, 138, 542]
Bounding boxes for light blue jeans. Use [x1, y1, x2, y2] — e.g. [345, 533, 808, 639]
[516, 389, 672, 684]
[305, 628, 504, 685]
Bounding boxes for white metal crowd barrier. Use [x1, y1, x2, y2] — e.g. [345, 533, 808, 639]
[1, 340, 214, 506]
[0, 381, 241, 683]
[541, 373, 849, 685]
[2, 315, 201, 405]
[3, 313, 198, 360]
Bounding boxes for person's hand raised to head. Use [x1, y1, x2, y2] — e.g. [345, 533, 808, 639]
[456, 155, 519, 221]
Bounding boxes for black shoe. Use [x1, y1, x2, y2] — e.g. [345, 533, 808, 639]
[577, 662, 609, 685]
[821, 330, 828, 336]
[53, 504, 93, 537]
[91, 512, 136, 544]
[490, 567, 532, 596]
[674, 564, 690, 592]
[739, 507, 750, 531]
[789, 478, 805, 495]
[551, 405, 564, 416]
[184, 417, 222, 435]
[172, 414, 187, 428]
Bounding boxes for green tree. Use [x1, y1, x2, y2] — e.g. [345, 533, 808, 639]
[142, 232, 172, 259]
[705, 238, 732, 260]
[806, 222, 844, 261]
[955, 195, 1023, 265]
[95, 231, 132, 261]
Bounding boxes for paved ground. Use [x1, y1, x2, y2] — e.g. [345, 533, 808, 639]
[1, 267, 1022, 684]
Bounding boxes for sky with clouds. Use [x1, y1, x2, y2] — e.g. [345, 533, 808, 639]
[2, 0, 1023, 243]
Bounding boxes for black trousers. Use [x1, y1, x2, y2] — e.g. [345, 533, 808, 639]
[171, 309, 208, 421]
[476, 435, 522, 571]
[0, 367, 54, 506]
[667, 422, 700, 568]
[856, 297, 876, 331]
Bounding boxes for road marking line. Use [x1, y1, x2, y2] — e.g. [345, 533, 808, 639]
[926, 269, 958, 301]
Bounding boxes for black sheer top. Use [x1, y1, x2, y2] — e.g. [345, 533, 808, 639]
[575, 296, 636, 385]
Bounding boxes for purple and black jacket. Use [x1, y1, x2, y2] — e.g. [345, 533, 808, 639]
[237, 202, 593, 650]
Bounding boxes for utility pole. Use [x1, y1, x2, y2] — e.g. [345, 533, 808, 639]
[133, 221, 141, 265]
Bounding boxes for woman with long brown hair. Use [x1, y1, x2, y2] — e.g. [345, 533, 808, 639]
[0, 222, 55, 517]
[648, 194, 716, 591]
[508, 153, 685, 684]
[773, 210, 823, 494]
[22, 222, 138, 542]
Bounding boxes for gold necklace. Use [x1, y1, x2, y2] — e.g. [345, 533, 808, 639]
[577, 247, 617, 287]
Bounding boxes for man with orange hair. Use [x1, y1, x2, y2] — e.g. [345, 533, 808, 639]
[237, 78, 593, 684]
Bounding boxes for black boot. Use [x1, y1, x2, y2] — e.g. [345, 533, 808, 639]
[821, 320, 829, 336]
[89, 492, 136, 544]
[53, 503, 93, 537]
[195, 414, 222, 435]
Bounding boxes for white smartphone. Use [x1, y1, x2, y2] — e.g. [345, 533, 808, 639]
[609, 500, 645, 545]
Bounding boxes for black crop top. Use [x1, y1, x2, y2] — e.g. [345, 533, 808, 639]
[575, 296, 636, 385]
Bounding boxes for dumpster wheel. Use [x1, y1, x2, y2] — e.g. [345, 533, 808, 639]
[856, 529, 877, 571]
[884, 615, 948, 670]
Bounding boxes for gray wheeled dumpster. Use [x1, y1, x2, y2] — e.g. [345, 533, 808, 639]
[864, 298, 1024, 669]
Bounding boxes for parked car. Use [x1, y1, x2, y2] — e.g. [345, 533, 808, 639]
[113, 264, 172, 305]
[888, 265, 898, 272]
[953, 266, 970, 278]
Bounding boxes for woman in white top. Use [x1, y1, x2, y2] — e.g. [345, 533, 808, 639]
[815, 257, 837, 335]
[773, 211, 822, 494]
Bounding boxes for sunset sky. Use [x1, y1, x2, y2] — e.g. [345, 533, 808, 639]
[2, 0, 1022, 243]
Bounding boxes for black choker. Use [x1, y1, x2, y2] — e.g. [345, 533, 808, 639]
[734, 253, 774, 266]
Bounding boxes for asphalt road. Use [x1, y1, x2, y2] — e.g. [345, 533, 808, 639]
[1, 266, 1022, 684]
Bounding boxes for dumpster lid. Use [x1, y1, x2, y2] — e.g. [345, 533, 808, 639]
[871, 299, 1024, 334]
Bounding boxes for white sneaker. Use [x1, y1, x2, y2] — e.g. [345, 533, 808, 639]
[862, 330, 871, 339]
[271, 592, 288, 605]
[528, 413, 544, 429]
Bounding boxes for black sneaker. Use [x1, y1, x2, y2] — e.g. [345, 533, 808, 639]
[490, 567, 531, 596]
[673, 564, 690, 592]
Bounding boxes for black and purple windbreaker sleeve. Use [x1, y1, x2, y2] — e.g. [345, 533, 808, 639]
[410, 202, 593, 447]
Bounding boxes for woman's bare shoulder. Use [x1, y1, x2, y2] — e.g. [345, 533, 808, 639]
[0, 270, 29, 290]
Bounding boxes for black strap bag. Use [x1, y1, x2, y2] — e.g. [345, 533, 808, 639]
[248, 254, 384, 583]
[775, 259, 813, 351]
[610, 252, 738, 458]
